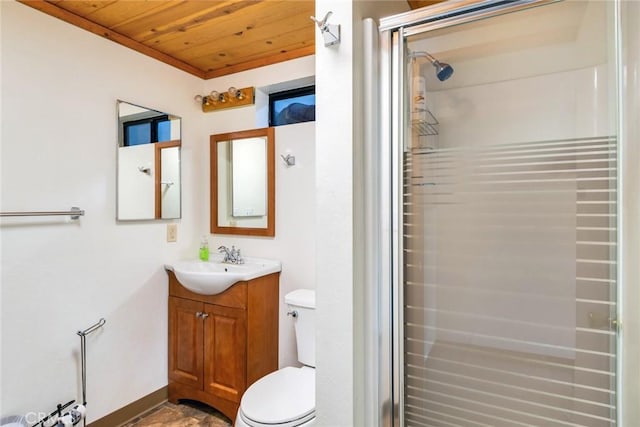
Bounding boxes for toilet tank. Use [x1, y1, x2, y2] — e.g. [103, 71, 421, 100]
[285, 289, 316, 367]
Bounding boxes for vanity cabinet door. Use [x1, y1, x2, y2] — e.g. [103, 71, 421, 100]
[203, 304, 247, 403]
[168, 296, 204, 389]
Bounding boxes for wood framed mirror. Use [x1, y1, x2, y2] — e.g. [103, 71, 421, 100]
[210, 127, 275, 236]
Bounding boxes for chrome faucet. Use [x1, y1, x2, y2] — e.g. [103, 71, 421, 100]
[218, 245, 244, 264]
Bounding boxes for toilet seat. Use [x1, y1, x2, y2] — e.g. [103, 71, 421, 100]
[240, 410, 315, 427]
[239, 366, 315, 427]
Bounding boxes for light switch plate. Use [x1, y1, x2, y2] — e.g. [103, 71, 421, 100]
[167, 223, 177, 242]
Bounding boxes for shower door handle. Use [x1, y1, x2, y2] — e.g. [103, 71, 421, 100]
[588, 312, 618, 331]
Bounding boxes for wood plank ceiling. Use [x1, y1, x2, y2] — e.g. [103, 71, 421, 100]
[19, 0, 441, 80]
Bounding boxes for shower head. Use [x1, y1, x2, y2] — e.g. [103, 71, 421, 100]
[410, 51, 454, 82]
[432, 59, 454, 81]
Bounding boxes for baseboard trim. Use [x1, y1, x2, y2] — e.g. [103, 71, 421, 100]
[87, 386, 168, 427]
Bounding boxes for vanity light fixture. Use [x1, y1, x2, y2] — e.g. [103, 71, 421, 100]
[194, 86, 255, 113]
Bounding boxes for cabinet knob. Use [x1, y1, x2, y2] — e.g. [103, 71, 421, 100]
[287, 310, 298, 318]
[201, 313, 209, 319]
[195, 311, 204, 318]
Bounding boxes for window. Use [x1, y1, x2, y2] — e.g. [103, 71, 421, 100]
[123, 115, 170, 146]
[269, 86, 315, 126]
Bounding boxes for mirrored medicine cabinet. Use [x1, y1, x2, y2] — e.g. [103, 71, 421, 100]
[210, 127, 275, 237]
[116, 100, 182, 221]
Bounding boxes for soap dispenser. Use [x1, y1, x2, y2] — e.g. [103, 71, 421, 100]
[199, 236, 209, 261]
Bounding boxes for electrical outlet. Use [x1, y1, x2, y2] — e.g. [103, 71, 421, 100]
[167, 224, 177, 242]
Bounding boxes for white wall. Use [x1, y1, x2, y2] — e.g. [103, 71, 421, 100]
[314, 1, 356, 425]
[0, 1, 193, 423]
[314, 2, 409, 426]
[430, 65, 614, 148]
[200, 60, 316, 369]
[117, 144, 155, 220]
[1, 3, 318, 422]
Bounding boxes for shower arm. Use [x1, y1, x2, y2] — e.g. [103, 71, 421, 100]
[408, 50, 454, 82]
[408, 51, 438, 64]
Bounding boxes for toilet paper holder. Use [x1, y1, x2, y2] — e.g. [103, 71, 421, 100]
[31, 400, 85, 427]
[31, 319, 105, 427]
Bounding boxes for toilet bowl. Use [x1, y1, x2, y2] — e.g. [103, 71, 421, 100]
[236, 289, 316, 427]
[236, 366, 315, 427]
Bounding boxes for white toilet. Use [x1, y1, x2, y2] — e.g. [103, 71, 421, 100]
[235, 289, 316, 427]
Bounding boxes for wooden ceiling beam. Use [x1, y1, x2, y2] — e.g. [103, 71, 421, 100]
[18, 0, 206, 78]
[150, 4, 312, 56]
[173, 11, 313, 64]
[115, 1, 260, 41]
[19, 1, 318, 79]
[189, 30, 312, 72]
[204, 45, 314, 79]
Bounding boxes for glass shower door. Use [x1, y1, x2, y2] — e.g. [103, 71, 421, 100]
[398, 2, 618, 426]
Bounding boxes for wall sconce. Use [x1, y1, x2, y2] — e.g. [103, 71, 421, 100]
[194, 86, 255, 112]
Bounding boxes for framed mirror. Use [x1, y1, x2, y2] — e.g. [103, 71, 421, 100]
[210, 127, 275, 236]
[117, 100, 181, 220]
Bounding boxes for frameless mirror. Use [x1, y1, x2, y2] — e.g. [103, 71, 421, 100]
[117, 100, 181, 220]
[210, 128, 275, 236]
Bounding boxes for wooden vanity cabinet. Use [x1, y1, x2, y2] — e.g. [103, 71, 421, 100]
[167, 270, 279, 423]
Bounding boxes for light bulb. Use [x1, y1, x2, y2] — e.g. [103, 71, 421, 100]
[228, 86, 244, 100]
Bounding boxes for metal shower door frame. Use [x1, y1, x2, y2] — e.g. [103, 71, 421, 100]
[378, 1, 568, 426]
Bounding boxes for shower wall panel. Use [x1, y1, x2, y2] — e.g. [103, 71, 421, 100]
[428, 65, 615, 149]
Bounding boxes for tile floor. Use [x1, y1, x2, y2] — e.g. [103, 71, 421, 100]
[122, 401, 232, 427]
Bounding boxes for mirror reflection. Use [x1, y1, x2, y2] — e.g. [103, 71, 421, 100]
[210, 128, 275, 236]
[117, 100, 181, 220]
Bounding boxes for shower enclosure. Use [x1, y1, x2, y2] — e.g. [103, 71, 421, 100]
[375, 0, 637, 425]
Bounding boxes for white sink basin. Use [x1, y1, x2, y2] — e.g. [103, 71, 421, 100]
[166, 257, 281, 295]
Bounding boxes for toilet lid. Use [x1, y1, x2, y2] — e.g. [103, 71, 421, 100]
[241, 366, 315, 426]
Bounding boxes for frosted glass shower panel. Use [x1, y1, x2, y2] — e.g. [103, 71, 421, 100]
[407, 143, 579, 358]
[403, 136, 618, 427]
[400, 1, 618, 425]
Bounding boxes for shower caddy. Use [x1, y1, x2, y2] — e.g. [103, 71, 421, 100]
[408, 51, 443, 138]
